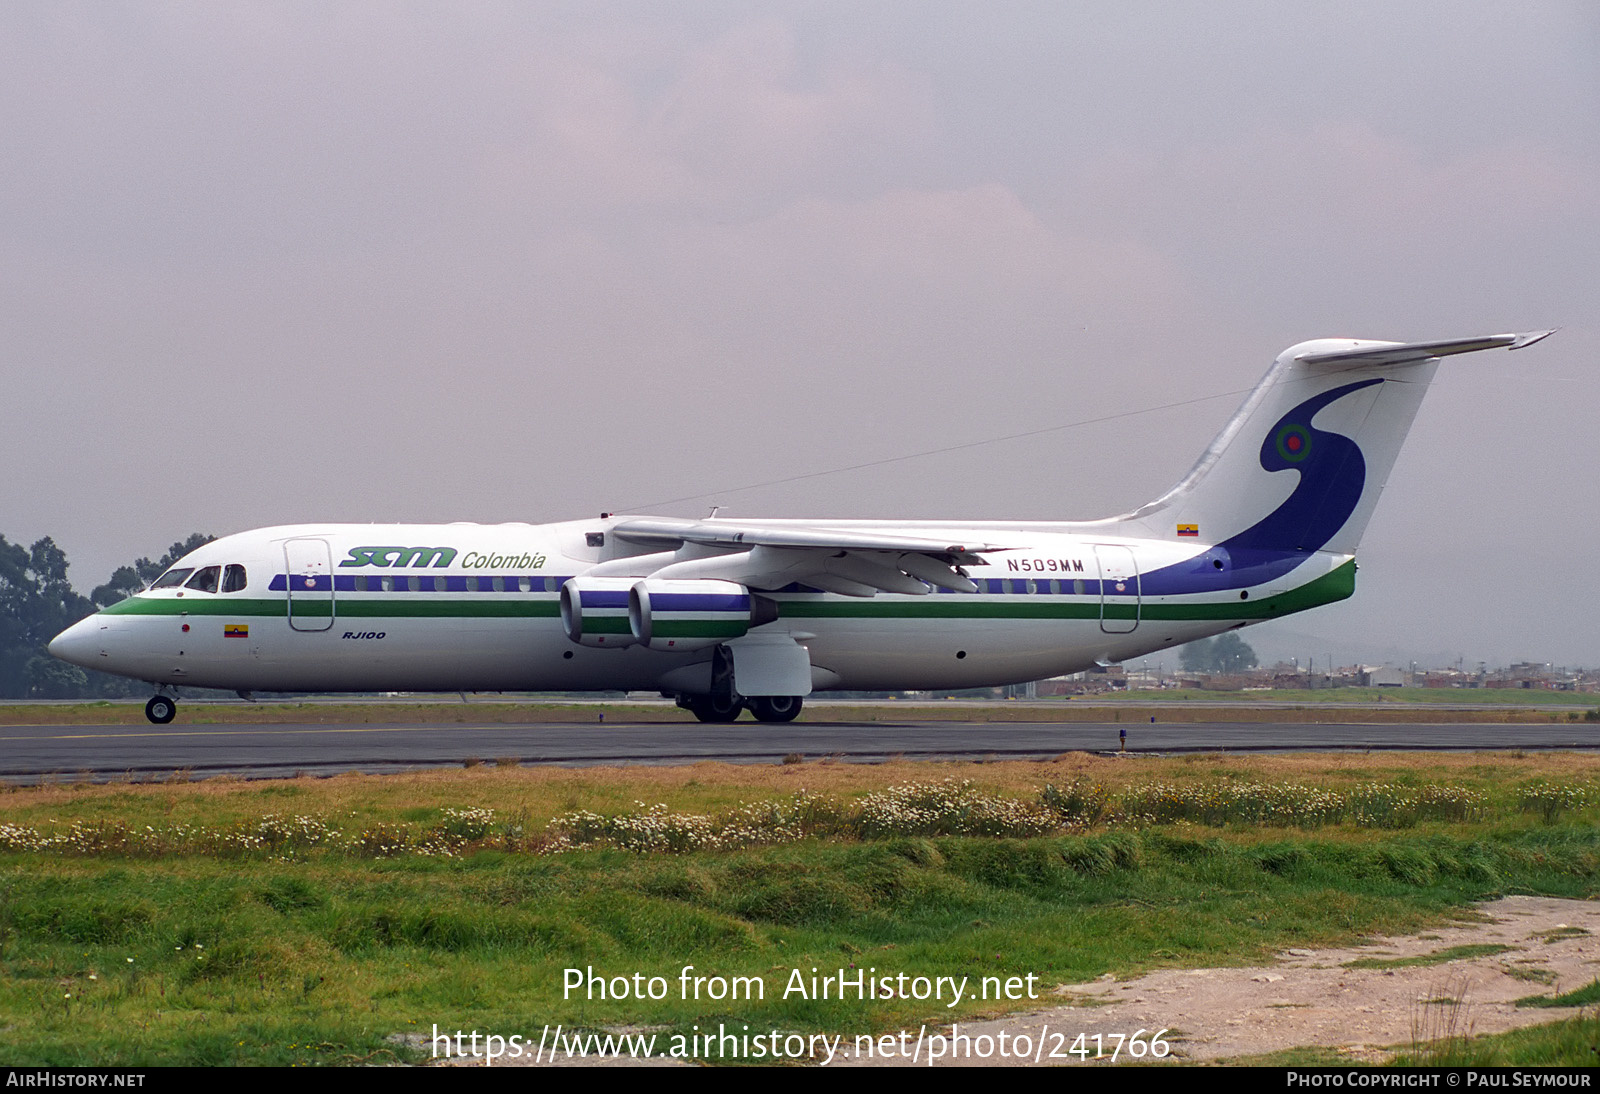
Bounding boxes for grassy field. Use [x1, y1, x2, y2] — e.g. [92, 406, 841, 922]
[1, 751, 1597, 1066]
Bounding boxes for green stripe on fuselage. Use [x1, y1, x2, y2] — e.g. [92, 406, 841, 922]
[99, 596, 562, 619]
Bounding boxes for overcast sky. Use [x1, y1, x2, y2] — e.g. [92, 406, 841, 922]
[3, 2, 1596, 667]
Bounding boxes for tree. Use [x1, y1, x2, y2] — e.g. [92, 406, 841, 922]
[27, 656, 88, 699]
[1210, 632, 1258, 674]
[1179, 637, 1215, 673]
[0, 531, 216, 698]
[0, 535, 95, 698]
[1177, 633, 1259, 675]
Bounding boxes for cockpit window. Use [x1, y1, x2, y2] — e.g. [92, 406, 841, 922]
[222, 564, 248, 592]
[184, 566, 221, 593]
[150, 568, 194, 589]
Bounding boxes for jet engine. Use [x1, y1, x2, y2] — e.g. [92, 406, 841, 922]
[628, 579, 776, 651]
[559, 577, 639, 647]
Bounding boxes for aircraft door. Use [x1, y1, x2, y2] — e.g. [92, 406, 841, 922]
[284, 537, 335, 632]
[1094, 544, 1140, 634]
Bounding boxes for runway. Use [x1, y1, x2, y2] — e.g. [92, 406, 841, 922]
[2, 718, 1596, 782]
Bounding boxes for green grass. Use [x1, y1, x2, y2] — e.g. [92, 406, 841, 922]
[2, 756, 1598, 1065]
[1342, 943, 1516, 969]
[1504, 963, 1558, 984]
[1537, 926, 1592, 942]
[1517, 979, 1600, 1009]
[1390, 1009, 1600, 1067]
[2, 826, 1598, 1065]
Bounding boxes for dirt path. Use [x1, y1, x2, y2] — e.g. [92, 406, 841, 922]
[842, 895, 1600, 1065]
[431, 895, 1598, 1066]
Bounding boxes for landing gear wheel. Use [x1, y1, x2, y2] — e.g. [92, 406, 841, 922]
[748, 695, 803, 723]
[684, 694, 745, 723]
[145, 696, 177, 725]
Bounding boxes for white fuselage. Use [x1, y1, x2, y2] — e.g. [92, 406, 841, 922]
[53, 518, 1352, 695]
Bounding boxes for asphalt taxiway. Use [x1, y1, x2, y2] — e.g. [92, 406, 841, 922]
[2, 719, 1596, 782]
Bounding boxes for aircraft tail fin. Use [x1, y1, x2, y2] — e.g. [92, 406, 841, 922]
[1115, 331, 1553, 559]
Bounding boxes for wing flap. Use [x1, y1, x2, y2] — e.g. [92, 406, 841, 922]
[610, 519, 994, 597]
[613, 517, 1000, 564]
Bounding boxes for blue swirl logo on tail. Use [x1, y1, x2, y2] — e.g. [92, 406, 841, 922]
[1141, 377, 1383, 595]
[1231, 378, 1382, 554]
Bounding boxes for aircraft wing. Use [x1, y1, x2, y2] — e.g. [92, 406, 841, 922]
[611, 517, 1008, 595]
[1294, 329, 1555, 368]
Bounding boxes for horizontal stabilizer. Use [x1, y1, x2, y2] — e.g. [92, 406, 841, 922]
[1293, 329, 1555, 368]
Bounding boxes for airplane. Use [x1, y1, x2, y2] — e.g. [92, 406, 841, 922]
[50, 330, 1553, 726]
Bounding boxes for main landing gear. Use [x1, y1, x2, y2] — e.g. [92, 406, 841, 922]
[677, 648, 805, 722]
[144, 695, 177, 725]
[747, 695, 803, 723]
[680, 692, 743, 723]
[679, 694, 804, 723]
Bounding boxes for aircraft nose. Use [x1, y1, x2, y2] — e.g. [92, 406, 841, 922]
[48, 615, 104, 670]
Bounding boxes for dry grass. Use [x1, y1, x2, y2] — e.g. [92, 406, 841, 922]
[3, 751, 1598, 835]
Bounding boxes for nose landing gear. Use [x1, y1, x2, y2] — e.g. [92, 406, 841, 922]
[144, 695, 177, 725]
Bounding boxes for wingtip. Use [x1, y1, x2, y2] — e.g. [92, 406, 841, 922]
[1509, 328, 1557, 351]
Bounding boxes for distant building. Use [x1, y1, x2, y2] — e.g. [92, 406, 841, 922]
[1360, 665, 1408, 687]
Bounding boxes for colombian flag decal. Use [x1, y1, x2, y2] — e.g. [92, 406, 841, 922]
[225, 624, 249, 638]
[1176, 524, 1199, 537]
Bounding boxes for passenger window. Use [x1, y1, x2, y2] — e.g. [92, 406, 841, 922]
[185, 566, 221, 593]
[222, 565, 248, 592]
[150, 568, 194, 589]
